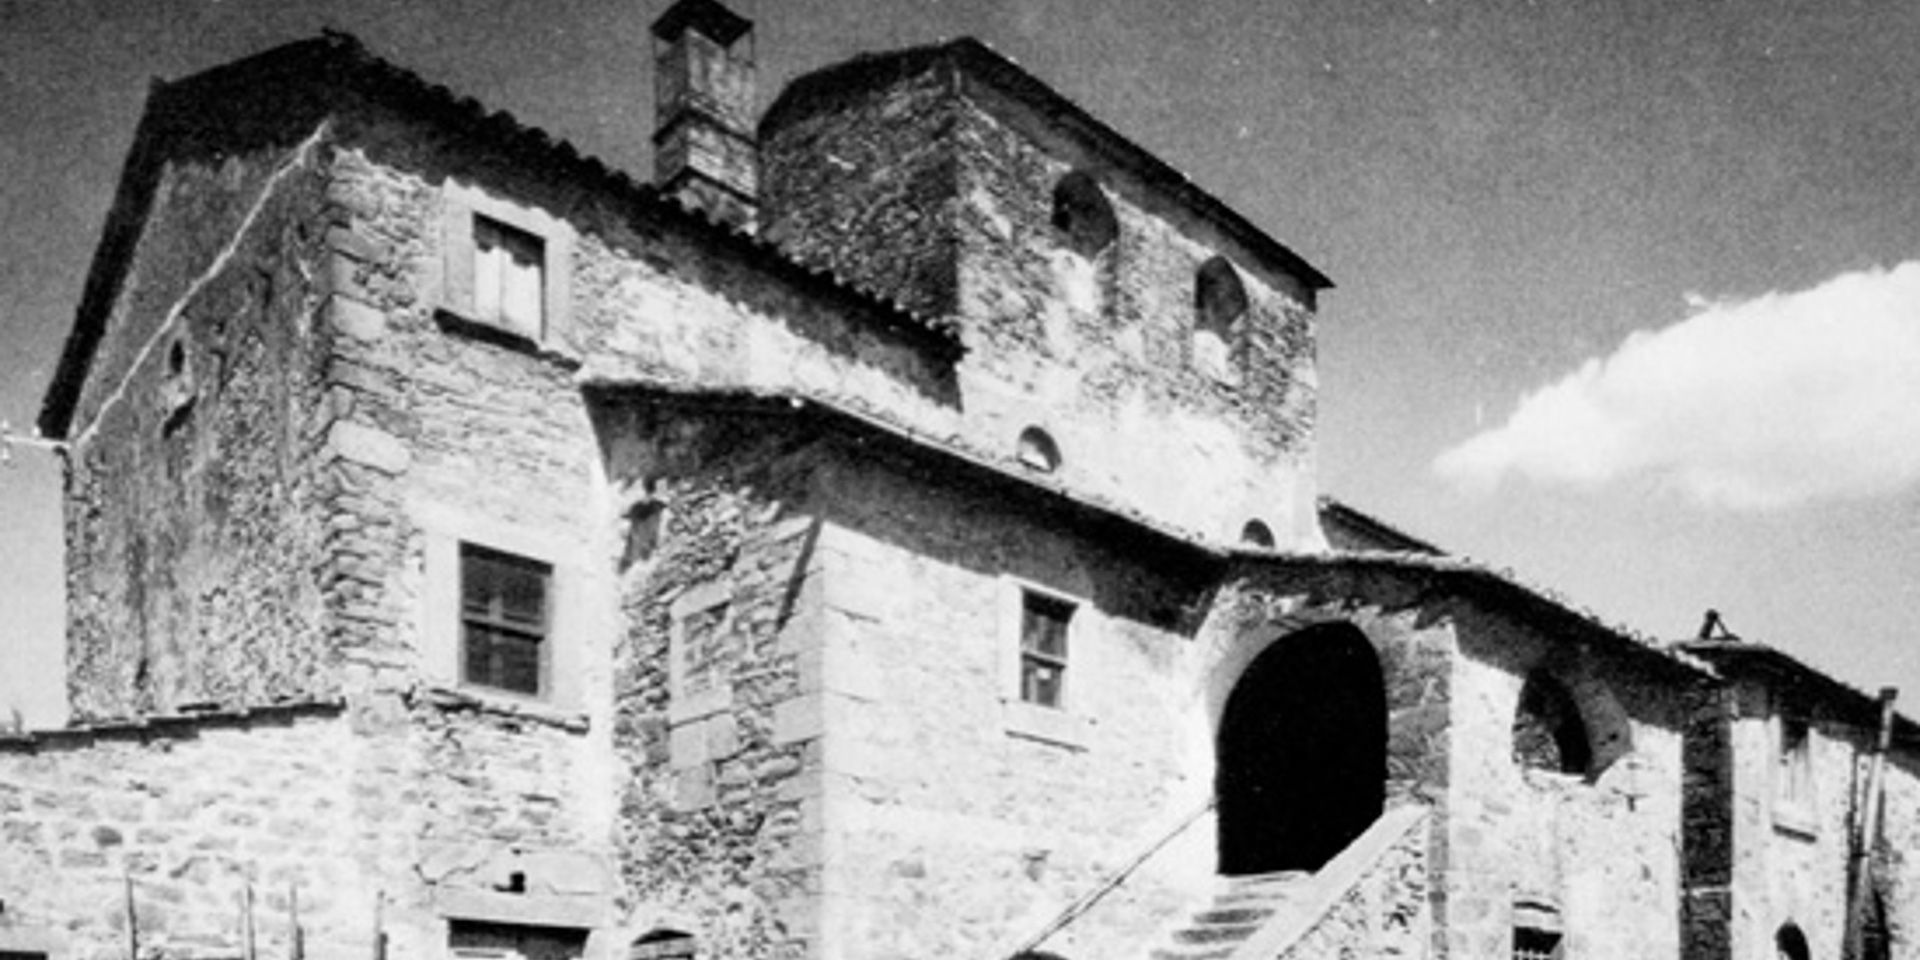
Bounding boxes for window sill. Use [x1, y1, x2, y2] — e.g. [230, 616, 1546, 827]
[419, 684, 589, 732]
[432, 308, 580, 369]
[1772, 804, 1818, 841]
[1002, 698, 1091, 750]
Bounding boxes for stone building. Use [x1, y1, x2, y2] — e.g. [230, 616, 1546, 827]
[2, 3, 1915, 959]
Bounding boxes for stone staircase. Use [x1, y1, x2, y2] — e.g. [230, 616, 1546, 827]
[1148, 871, 1316, 960]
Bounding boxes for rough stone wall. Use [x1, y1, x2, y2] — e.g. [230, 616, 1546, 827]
[0, 701, 612, 960]
[1680, 686, 1734, 960]
[0, 711, 370, 960]
[758, 64, 960, 322]
[63, 135, 336, 720]
[795, 444, 1219, 960]
[1716, 683, 1920, 960]
[300, 121, 641, 958]
[951, 89, 1320, 546]
[592, 403, 826, 960]
[1443, 603, 1687, 960]
[760, 58, 1323, 548]
[1874, 754, 1920, 958]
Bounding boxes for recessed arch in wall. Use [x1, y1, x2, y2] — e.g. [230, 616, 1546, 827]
[1505, 672, 1597, 775]
[1194, 256, 1248, 378]
[1051, 170, 1117, 258]
[1512, 670, 1592, 776]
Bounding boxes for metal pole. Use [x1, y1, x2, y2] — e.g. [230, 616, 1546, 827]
[373, 890, 386, 960]
[124, 873, 139, 960]
[244, 881, 257, 960]
[290, 884, 305, 960]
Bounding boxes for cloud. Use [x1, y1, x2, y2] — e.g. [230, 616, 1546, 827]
[1435, 262, 1920, 510]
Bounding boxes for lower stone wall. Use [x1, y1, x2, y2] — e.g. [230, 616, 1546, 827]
[0, 708, 370, 960]
[0, 700, 615, 960]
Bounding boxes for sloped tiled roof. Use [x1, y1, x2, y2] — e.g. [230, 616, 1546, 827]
[38, 31, 958, 439]
[762, 37, 1334, 293]
[586, 374, 1710, 680]
[1679, 637, 1920, 746]
[1231, 546, 1716, 679]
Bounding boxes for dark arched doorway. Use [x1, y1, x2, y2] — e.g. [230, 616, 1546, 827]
[1216, 622, 1386, 875]
[1775, 922, 1810, 960]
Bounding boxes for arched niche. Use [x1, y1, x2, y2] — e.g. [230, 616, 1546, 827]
[1513, 670, 1592, 776]
[1051, 170, 1117, 258]
[1194, 256, 1248, 378]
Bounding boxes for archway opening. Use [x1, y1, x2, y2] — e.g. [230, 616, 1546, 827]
[1216, 622, 1385, 875]
[1775, 923, 1809, 960]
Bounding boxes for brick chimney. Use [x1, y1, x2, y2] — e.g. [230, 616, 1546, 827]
[650, 0, 758, 229]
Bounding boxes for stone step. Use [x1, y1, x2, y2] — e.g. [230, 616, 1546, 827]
[1170, 922, 1263, 946]
[1209, 885, 1309, 908]
[1189, 906, 1276, 926]
[1143, 870, 1320, 960]
[1148, 946, 1238, 960]
[1223, 869, 1310, 890]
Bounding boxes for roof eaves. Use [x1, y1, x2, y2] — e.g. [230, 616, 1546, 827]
[1678, 639, 1919, 735]
[317, 33, 962, 343]
[1229, 547, 1716, 679]
[39, 31, 962, 439]
[580, 376, 1223, 567]
[761, 38, 1333, 293]
[1316, 495, 1445, 556]
[0, 698, 345, 752]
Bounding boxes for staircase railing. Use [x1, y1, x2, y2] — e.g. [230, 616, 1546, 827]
[999, 797, 1218, 960]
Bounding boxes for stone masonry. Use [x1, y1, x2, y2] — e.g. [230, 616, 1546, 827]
[9, 6, 1920, 960]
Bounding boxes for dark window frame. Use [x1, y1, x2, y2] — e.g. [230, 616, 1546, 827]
[460, 543, 552, 698]
[1019, 590, 1075, 710]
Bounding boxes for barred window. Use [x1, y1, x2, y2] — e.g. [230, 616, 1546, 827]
[1512, 928, 1562, 960]
[461, 544, 551, 697]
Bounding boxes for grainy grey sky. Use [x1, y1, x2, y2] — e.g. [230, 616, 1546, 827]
[4, 0, 1919, 725]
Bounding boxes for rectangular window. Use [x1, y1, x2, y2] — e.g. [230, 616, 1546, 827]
[1019, 591, 1073, 709]
[449, 921, 586, 960]
[473, 214, 545, 337]
[1512, 928, 1562, 960]
[460, 544, 551, 697]
[1779, 713, 1814, 808]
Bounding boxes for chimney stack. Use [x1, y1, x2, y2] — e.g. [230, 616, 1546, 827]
[650, 0, 758, 230]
